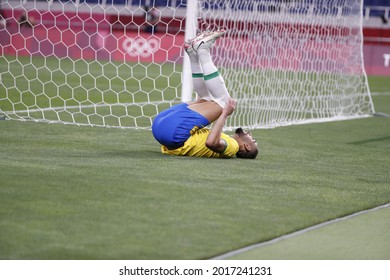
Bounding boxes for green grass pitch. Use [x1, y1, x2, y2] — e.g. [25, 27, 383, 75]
[0, 56, 180, 127]
[0, 60, 389, 259]
[227, 205, 390, 260]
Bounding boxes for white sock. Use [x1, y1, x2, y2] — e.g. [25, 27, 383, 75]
[204, 74, 229, 108]
[188, 54, 212, 101]
[197, 48, 218, 75]
[198, 49, 230, 108]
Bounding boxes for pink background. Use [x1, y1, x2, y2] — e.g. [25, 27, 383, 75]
[0, 7, 388, 76]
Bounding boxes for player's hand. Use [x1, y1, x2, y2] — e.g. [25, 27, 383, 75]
[223, 97, 236, 116]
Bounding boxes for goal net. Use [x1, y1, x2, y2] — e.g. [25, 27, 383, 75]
[0, 0, 374, 129]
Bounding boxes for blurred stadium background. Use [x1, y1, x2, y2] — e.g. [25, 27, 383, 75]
[0, 0, 388, 75]
[0, 0, 389, 261]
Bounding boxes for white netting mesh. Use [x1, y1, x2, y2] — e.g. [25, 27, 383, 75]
[0, 0, 186, 128]
[197, 0, 375, 128]
[0, 0, 374, 129]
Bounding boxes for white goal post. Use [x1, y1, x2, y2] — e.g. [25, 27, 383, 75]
[0, 0, 375, 129]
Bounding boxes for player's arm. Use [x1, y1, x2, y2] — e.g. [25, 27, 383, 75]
[205, 98, 236, 153]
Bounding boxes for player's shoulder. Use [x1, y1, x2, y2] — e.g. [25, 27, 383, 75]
[220, 134, 239, 156]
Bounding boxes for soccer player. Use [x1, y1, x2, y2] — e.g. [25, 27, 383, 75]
[152, 29, 258, 159]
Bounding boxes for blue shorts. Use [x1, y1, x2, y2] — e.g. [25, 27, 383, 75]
[152, 103, 210, 149]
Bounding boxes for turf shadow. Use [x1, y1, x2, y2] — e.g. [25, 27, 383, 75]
[347, 136, 390, 145]
[98, 149, 162, 159]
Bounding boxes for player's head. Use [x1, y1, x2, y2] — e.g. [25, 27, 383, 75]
[234, 127, 258, 159]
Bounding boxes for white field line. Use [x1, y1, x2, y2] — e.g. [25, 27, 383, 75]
[371, 92, 390, 96]
[210, 202, 390, 260]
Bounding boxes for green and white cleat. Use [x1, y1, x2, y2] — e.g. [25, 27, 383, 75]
[184, 31, 206, 56]
[192, 29, 226, 52]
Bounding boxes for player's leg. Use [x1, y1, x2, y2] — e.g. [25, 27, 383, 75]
[184, 35, 213, 102]
[187, 100, 222, 123]
[193, 29, 230, 109]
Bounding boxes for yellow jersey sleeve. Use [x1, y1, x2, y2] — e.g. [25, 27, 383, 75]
[161, 128, 239, 158]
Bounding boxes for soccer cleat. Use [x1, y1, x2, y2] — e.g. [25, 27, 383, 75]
[184, 32, 206, 56]
[192, 29, 226, 52]
[184, 40, 197, 56]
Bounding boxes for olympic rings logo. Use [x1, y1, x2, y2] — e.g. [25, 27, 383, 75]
[122, 37, 160, 57]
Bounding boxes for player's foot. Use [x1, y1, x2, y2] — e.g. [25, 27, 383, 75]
[184, 40, 197, 56]
[192, 29, 226, 52]
[184, 32, 206, 56]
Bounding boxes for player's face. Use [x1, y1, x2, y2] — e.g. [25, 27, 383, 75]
[235, 127, 257, 146]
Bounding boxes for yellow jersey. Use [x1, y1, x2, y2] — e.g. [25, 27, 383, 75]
[161, 128, 239, 158]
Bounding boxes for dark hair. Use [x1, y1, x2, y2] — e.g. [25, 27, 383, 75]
[236, 147, 258, 159]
